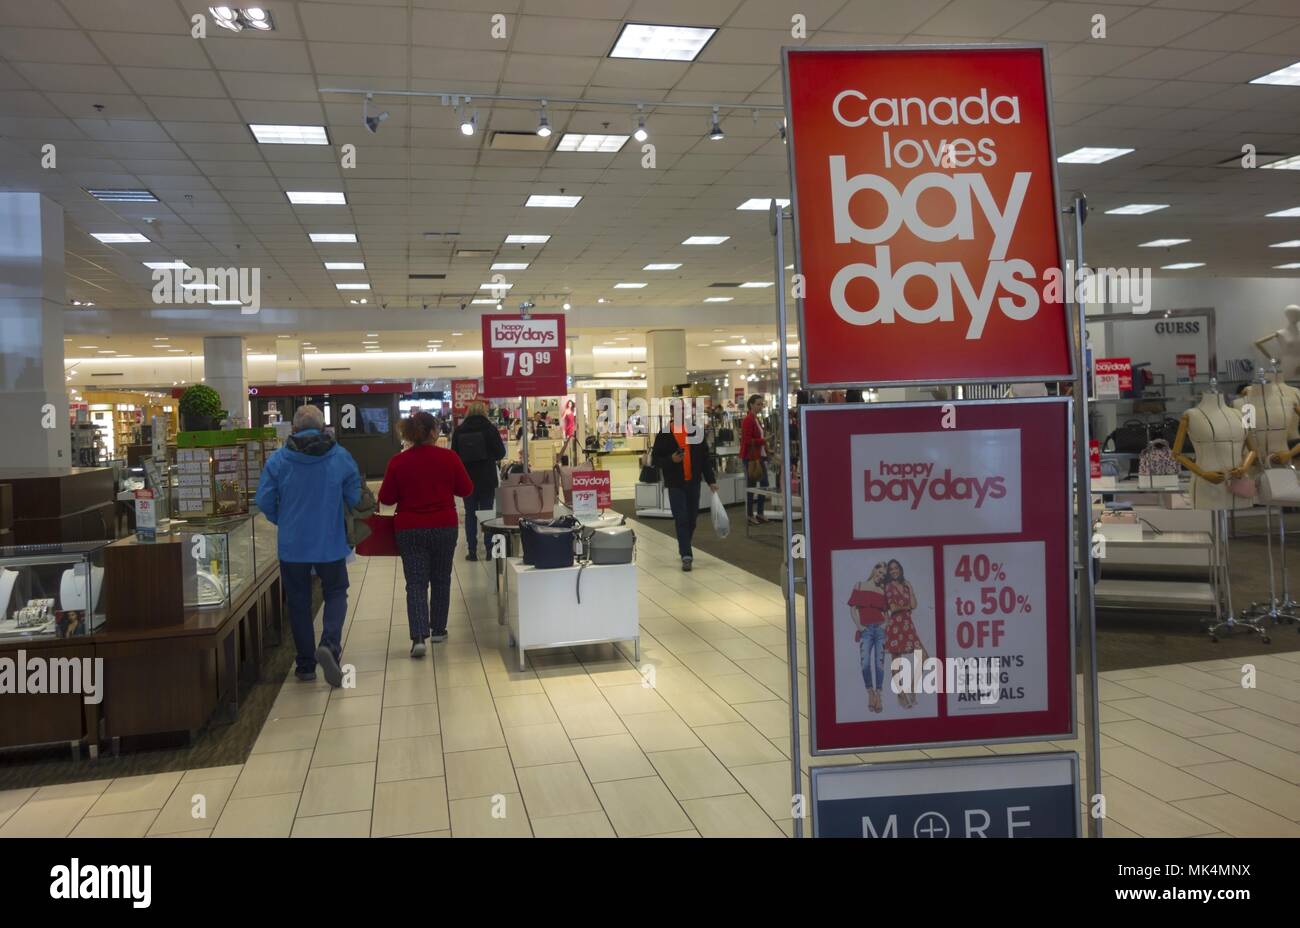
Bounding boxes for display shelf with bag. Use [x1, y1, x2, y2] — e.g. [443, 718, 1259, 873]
[0, 541, 110, 641]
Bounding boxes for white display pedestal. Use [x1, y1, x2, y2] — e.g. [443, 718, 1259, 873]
[505, 557, 639, 671]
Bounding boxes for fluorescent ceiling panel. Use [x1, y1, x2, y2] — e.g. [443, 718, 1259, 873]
[91, 233, 149, 243]
[609, 23, 716, 62]
[525, 195, 582, 208]
[556, 133, 629, 153]
[1105, 204, 1167, 215]
[1138, 239, 1189, 247]
[287, 191, 346, 205]
[249, 124, 329, 144]
[682, 236, 729, 245]
[309, 233, 357, 243]
[736, 198, 790, 211]
[1057, 147, 1133, 164]
[644, 263, 681, 270]
[505, 234, 550, 244]
[324, 262, 365, 270]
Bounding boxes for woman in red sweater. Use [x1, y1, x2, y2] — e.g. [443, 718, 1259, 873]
[740, 394, 770, 525]
[379, 411, 474, 656]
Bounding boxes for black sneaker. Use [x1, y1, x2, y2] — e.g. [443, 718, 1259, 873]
[295, 669, 317, 683]
[682, 556, 693, 572]
[431, 631, 448, 643]
[315, 645, 343, 688]
[465, 550, 478, 561]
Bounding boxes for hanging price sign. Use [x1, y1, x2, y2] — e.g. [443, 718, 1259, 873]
[481, 314, 567, 398]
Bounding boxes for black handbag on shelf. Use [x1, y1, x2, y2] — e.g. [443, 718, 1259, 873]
[1155, 416, 1181, 447]
[519, 516, 578, 569]
[639, 464, 660, 483]
[1104, 418, 1150, 454]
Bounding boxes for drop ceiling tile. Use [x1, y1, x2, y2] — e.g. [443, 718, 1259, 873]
[1170, 13, 1295, 51]
[1181, 52, 1300, 83]
[1050, 42, 1150, 75]
[1245, 23, 1300, 54]
[298, 2, 411, 43]
[1100, 7, 1223, 46]
[0, 0, 77, 28]
[143, 97, 243, 123]
[502, 53, 600, 85]
[1003, 3, 1136, 41]
[625, 0, 744, 27]
[12, 63, 130, 94]
[410, 9, 514, 50]
[221, 72, 324, 103]
[410, 48, 507, 82]
[0, 27, 108, 65]
[1110, 48, 1227, 79]
[60, 0, 191, 32]
[915, 0, 1048, 36]
[202, 38, 314, 74]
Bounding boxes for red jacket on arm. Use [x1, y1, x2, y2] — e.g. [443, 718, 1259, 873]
[741, 412, 767, 461]
[377, 444, 474, 531]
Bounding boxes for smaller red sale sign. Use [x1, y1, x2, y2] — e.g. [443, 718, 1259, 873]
[1094, 358, 1132, 397]
[1089, 439, 1101, 480]
[571, 470, 612, 513]
[481, 314, 567, 398]
[451, 379, 480, 416]
[1176, 353, 1197, 378]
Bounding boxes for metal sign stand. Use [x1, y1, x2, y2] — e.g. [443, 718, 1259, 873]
[769, 194, 1104, 838]
[1067, 194, 1104, 838]
[771, 202, 804, 838]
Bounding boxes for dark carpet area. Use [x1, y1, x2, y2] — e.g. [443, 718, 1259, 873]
[0, 584, 314, 791]
[612, 501, 1300, 672]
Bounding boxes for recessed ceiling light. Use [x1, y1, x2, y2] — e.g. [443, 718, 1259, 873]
[683, 236, 729, 245]
[91, 233, 149, 243]
[505, 234, 550, 244]
[736, 198, 790, 211]
[143, 260, 189, 270]
[77, 345, 97, 349]
[525, 195, 582, 208]
[1261, 155, 1300, 170]
[556, 134, 629, 153]
[249, 124, 329, 145]
[705, 297, 733, 303]
[491, 262, 529, 270]
[1058, 147, 1133, 164]
[336, 283, 371, 290]
[614, 282, 646, 289]
[452, 332, 463, 336]
[1105, 204, 1167, 215]
[324, 262, 365, 270]
[1161, 262, 1205, 270]
[1250, 62, 1300, 86]
[167, 348, 186, 353]
[1268, 207, 1300, 218]
[1139, 239, 1190, 247]
[480, 282, 514, 289]
[471, 299, 498, 305]
[287, 191, 346, 205]
[366, 333, 378, 337]
[609, 23, 716, 62]
[1270, 240, 1300, 248]
[208, 299, 243, 305]
[644, 263, 682, 270]
[309, 233, 357, 243]
[86, 188, 157, 203]
[562, 302, 571, 311]
[739, 281, 773, 288]
[1275, 263, 1300, 269]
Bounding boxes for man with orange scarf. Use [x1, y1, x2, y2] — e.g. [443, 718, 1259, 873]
[651, 411, 718, 571]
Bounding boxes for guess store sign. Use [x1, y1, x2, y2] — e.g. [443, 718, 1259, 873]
[782, 46, 1072, 387]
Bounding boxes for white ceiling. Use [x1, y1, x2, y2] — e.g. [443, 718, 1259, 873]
[2, 0, 1300, 343]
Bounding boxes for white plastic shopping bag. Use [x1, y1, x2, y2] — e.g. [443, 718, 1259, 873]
[710, 492, 730, 539]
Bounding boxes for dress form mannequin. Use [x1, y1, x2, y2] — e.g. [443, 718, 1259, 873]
[1253, 305, 1300, 379]
[1172, 391, 1256, 510]
[1243, 376, 1299, 464]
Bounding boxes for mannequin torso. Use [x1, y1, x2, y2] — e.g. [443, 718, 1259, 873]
[1177, 394, 1253, 511]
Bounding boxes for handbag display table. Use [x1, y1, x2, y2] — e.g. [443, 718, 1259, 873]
[504, 557, 639, 671]
[482, 513, 624, 626]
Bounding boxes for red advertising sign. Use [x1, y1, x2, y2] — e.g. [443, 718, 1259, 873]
[571, 470, 612, 512]
[1176, 353, 1197, 378]
[783, 46, 1072, 387]
[801, 399, 1074, 753]
[1089, 439, 1101, 480]
[451, 379, 480, 416]
[1094, 357, 1132, 396]
[481, 314, 567, 398]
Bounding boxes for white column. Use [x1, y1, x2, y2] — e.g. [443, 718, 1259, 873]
[0, 193, 68, 468]
[203, 335, 248, 426]
[275, 337, 304, 383]
[645, 329, 686, 398]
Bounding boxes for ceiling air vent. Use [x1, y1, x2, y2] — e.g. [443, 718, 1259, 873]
[709, 282, 742, 288]
[489, 131, 551, 152]
[90, 372, 125, 377]
[454, 249, 494, 258]
[423, 232, 460, 239]
[408, 273, 447, 280]
[320, 367, 351, 372]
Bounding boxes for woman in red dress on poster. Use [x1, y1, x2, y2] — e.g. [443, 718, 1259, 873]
[883, 558, 926, 709]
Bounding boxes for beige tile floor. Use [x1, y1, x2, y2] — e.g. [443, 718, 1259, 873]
[3, 517, 1299, 838]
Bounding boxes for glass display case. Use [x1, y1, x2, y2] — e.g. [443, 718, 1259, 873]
[250, 508, 279, 577]
[0, 541, 110, 640]
[175, 516, 256, 608]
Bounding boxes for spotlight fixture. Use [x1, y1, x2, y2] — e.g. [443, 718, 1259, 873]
[708, 106, 724, 141]
[563, 302, 571, 311]
[460, 106, 477, 137]
[634, 105, 648, 142]
[363, 94, 389, 135]
[209, 6, 275, 32]
[536, 101, 551, 138]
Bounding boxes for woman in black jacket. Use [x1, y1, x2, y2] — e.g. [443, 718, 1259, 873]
[651, 422, 718, 572]
[451, 401, 508, 560]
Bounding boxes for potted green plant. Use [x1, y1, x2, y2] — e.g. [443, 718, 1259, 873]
[179, 383, 224, 431]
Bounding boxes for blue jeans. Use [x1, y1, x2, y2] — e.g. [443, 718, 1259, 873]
[859, 623, 885, 690]
[464, 483, 497, 551]
[281, 559, 349, 674]
[746, 464, 769, 518]
[666, 481, 702, 559]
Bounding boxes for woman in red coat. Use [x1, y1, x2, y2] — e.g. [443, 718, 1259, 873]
[740, 394, 769, 525]
[379, 412, 474, 657]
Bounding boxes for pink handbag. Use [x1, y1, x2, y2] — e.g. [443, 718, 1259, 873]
[1227, 475, 1256, 499]
[497, 482, 555, 525]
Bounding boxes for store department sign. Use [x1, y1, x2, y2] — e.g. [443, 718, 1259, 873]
[481, 314, 567, 398]
[812, 753, 1079, 838]
[782, 45, 1072, 387]
[801, 399, 1074, 754]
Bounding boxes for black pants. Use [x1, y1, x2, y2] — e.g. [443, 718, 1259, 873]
[666, 481, 702, 559]
[463, 482, 497, 551]
[396, 526, 458, 640]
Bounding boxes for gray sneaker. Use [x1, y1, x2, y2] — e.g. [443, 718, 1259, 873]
[431, 631, 449, 643]
[315, 645, 343, 688]
[410, 640, 427, 658]
[682, 556, 693, 572]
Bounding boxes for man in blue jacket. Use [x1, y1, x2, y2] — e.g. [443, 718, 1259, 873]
[256, 405, 362, 687]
